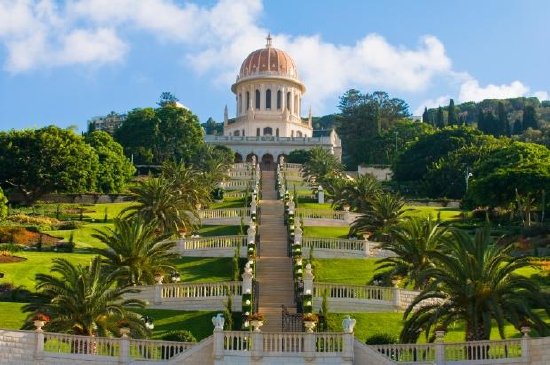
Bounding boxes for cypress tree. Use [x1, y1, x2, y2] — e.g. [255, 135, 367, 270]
[512, 119, 523, 135]
[497, 102, 509, 136]
[448, 99, 458, 126]
[436, 106, 445, 128]
[422, 107, 429, 124]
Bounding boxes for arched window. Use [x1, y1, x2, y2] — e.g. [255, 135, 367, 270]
[277, 90, 282, 110]
[276, 128, 279, 137]
[242, 129, 245, 136]
[255, 89, 260, 109]
[286, 92, 291, 111]
[291, 130, 294, 137]
[246, 91, 250, 110]
[238, 93, 242, 114]
[256, 128, 260, 136]
[234, 130, 240, 136]
[263, 127, 273, 136]
[296, 131, 302, 137]
[266, 89, 272, 109]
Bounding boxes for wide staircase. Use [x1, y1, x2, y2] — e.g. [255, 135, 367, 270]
[256, 169, 296, 331]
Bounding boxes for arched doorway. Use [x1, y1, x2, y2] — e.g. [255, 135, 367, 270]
[234, 153, 243, 163]
[277, 154, 287, 164]
[261, 154, 274, 164]
[246, 153, 258, 163]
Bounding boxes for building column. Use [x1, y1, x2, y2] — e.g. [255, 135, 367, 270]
[290, 89, 295, 116]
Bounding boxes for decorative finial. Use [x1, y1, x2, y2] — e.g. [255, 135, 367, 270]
[266, 33, 272, 47]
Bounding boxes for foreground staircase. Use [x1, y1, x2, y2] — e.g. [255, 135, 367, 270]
[256, 170, 296, 331]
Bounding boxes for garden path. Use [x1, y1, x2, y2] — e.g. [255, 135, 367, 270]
[256, 170, 296, 331]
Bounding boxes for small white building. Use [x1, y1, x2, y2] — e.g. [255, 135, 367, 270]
[205, 35, 341, 164]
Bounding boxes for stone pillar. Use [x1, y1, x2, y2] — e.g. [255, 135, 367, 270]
[290, 89, 295, 116]
[303, 263, 314, 296]
[304, 332, 315, 361]
[247, 226, 256, 246]
[242, 263, 253, 294]
[251, 332, 264, 360]
[34, 329, 44, 360]
[294, 225, 302, 245]
[213, 328, 224, 363]
[435, 331, 445, 365]
[154, 275, 163, 305]
[521, 326, 531, 361]
[363, 240, 370, 257]
[317, 185, 324, 204]
[392, 287, 401, 310]
[342, 332, 354, 362]
[119, 336, 129, 364]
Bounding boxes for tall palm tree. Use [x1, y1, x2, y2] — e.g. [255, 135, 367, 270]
[22, 257, 147, 338]
[401, 228, 550, 343]
[302, 147, 344, 186]
[161, 160, 212, 208]
[122, 176, 198, 235]
[92, 217, 178, 285]
[350, 191, 405, 240]
[377, 217, 448, 289]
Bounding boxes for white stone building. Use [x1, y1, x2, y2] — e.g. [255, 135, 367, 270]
[205, 36, 341, 164]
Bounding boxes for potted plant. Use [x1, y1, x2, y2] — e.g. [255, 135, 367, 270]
[303, 313, 318, 333]
[154, 270, 165, 284]
[247, 313, 265, 332]
[117, 320, 131, 337]
[33, 313, 50, 331]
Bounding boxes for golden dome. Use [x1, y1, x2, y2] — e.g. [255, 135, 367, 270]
[238, 35, 298, 80]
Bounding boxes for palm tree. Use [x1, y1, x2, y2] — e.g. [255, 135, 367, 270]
[350, 191, 405, 240]
[122, 176, 198, 235]
[401, 228, 550, 343]
[92, 217, 178, 285]
[377, 217, 448, 289]
[302, 147, 344, 186]
[22, 257, 147, 338]
[331, 174, 382, 212]
[161, 160, 212, 208]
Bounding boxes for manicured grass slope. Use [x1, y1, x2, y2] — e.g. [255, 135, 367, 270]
[303, 226, 349, 238]
[312, 258, 380, 285]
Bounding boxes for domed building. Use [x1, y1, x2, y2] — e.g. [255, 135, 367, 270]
[205, 35, 341, 166]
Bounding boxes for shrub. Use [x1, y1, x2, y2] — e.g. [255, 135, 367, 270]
[0, 243, 23, 252]
[6, 214, 59, 227]
[161, 330, 197, 343]
[55, 221, 82, 230]
[365, 333, 398, 345]
[53, 241, 75, 253]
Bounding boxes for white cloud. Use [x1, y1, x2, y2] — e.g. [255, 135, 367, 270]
[458, 79, 530, 103]
[413, 95, 451, 116]
[534, 91, 550, 101]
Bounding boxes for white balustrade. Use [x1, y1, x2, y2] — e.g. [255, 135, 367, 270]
[129, 338, 195, 360]
[296, 209, 346, 220]
[224, 180, 255, 190]
[371, 343, 436, 362]
[313, 283, 395, 302]
[161, 281, 242, 300]
[224, 191, 247, 198]
[43, 332, 119, 356]
[198, 208, 251, 220]
[303, 237, 365, 252]
[223, 331, 251, 352]
[177, 235, 247, 251]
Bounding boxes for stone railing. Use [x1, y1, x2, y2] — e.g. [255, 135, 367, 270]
[216, 330, 353, 361]
[231, 162, 254, 170]
[161, 281, 242, 300]
[40, 331, 197, 362]
[224, 179, 255, 190]
[371, 337, 526, 364]
[224, 191, 247, 198]
[228, 170, 254, 179]
[296, 209, 346, 220]
[199, 207, 251, 224]
[312, 282, 420, 312]
[301, 237, 396, 258]
[283, 163, 303, 170]
[174, 235, 248, 257]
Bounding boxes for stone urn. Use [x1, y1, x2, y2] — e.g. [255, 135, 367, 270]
[212, 313, 225, 330]
[34, 320, 46, 332]
[119, 327, 130, 337]
[250, 320, 264, 332]
[303, 321, 317, 333]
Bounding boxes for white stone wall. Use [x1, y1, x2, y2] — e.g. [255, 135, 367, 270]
[0, 329, 36, 364]
[358, 166, 393, 181]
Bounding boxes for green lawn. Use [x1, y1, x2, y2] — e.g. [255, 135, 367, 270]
[199, 225, 242, 236]
[0, 251, 96, 289]
[172, 257, 233, 283]
[0, 302, 28, 329]
[137, 309, 217, 340]
[403, 205, 464, 222]
[298, 203, 334, 210]
[303, 226, 349, 238]
[312, 258, 380, 285]
[45, 222, 112, 250]
[210, 196, 246, 209]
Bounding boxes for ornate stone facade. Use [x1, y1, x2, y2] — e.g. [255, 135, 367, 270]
[205, 35, 341, 164]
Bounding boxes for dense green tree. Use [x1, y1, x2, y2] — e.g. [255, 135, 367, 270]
[401, 228, 549, 343]
[114, 108, 158, 165]
[287, 149, 311, 164]
[330, 174, 382, 212]
[447, 99, 457, 126]
[379, 217, 448, 289]
[336, 89, 410, 167]
[158, 91, 179, 107]
[204, 117, 222, 135]
[85, 131, 135, 193]
[422, 107, 429, 124]
[523, 105, 539, 130]
[392, 126, 483, 182]
[189, 144, 233, 190]
[92, 217, 178, 285]
[498, 101, 509, 136]
[22, 257, 147, 338]
[512, 119, 523, 135]
[0, 126, 99, 204]
[0, 187, 7, 221]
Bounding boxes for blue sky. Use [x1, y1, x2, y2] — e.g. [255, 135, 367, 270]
[0, 0, 548, 132]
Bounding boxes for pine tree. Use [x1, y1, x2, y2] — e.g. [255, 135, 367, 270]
[436, 106, 445, 128]
[477, 108, 485, 132]
[522, 105, 538, 130]
[497, 102, 509, 136]
[448, 99, 457, 126]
